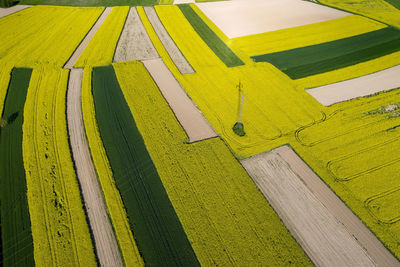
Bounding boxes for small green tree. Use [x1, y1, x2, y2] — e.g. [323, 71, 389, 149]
[232, 81, 246, 136]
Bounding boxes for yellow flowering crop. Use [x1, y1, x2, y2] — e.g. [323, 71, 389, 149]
[81, 67, 144, 267]
[0, 6, 103, 68]
[113, 60, 312, 266]
[22, 67, 96, 267]
[74, 7, 129, 67]
[0, 63, 12, 119]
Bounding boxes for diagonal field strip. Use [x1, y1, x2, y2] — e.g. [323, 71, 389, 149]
[144, 6, 194, 74]
[66, 69, 123, 267]
[114, 7, 158, 62]
[64, 7, 112, 69]
[142, 58, 216, 142]
[307, 64, 400, 106]
[0, 5, 31, 19]
[242, 145, 400, 267]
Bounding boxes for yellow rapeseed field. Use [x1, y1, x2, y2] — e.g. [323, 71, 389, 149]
[81, 67, 144, 267]
[0, 6, 103, 68]
[74, 7, 129, 67]
[22, 67, 96, 267]
[147, 5, 323, 158]
[0, 63, 12, 119]
[113, 60, 312, 266]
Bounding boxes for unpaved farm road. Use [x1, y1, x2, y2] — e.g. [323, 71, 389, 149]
[67, 69, 124, 267]
[0, 5, 31, 19]
[242, 145, 400, 267]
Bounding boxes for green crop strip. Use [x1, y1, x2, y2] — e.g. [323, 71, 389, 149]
[92, 65, 200, 266]
[18, 0, 157, 6]
[385, 0, 400, 9]
[178, 4, 244, 67]
[252, 27, 400, 79]
[0, 68, 34, 267]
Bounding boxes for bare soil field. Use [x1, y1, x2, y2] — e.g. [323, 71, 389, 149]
[196, 0, 349, 38]
[114, 7, 158, 62]
[67, 69, 124, 267]
[307, 64, 400, 106]
[242, 145, 400, 266]
[0, 5, 31, 19]
[64, 7, 112, 69]
[143, 58, 217, 142]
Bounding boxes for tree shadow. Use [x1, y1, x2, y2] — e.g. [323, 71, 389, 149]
[7, 112, 19, 125]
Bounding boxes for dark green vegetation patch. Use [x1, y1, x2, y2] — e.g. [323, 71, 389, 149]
[178, 4, 244, 67]
[0, 68, 34, 267]
[17, 0, 157, 6]
[92, 65, 200, 266]
[251, 27, 400, 79]
[384, 0, 400, 9]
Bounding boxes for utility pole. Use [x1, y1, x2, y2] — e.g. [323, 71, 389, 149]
[232, 80, 246, 136]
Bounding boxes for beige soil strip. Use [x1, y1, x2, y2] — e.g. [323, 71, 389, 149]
[307, 65, 400, 106]
[144, 6, 194, 74]
[0, 5, 31, 19]
[196, 0, 349, 38]
[242, 145, 399, 267]
[143, 58, 217, 142]
[64, 7, 112, 69]
[67, 69, 124, 267]
[114, 7, 158, 62]
[174, 0, 195, 4]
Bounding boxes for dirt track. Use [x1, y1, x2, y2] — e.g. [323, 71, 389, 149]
[67, 69, 124, 267]
[64, 7, 112, 69]
[242, 145, 400, 267]
[143, 58, 216, 142]
[307, 64, 400, 106]
[0, 5, 31, 19]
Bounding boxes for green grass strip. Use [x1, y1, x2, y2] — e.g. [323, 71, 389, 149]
[18, 0, 157, 6]
[252, 27, 400, 79]
[178, 4, 244, 67]
[0, 68, 34, 267]
[385, 0, 400, 9]
[92, 65, 200, 267]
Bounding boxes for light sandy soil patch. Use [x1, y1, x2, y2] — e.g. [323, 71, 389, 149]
[241, 145, 395, 267]
[64, 7, 112, 69]
[307, 65, 400, 106]
[0, 5, 31, 19]
[67, 69, 124, 267]
[174, 0, 195, 3]
[144, 6, 194, 74]
[143, 58, 217, 142]
[196, 0, 349, 38]
[114, 8, 158, 62]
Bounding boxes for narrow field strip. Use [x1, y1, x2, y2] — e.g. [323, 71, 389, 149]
[74, 6, 129, 67]
[113, 61, 312, 266]
[64, 7, 111, 69]
[178, 4, 243, 67]
[66, 69, 123, 267]
[23, 67, 96, 267]
[196, 0, 349, 38]
[0, 68, 34, 267]
[0, 65, 12, 117]
[307, 65, 400, 106]
[0, 6, 103, 67]
[114, 7, 158, 62]
[81, 67, 144, 267]
[231, 15, 385, 56]
[92, 65, 200, 266]
[144, 6, 194, 74]
[252, 27, 400, 79]
[241, 146, 377, 267]
[143, 58, 216, 142]
[0, 5, 31, 19]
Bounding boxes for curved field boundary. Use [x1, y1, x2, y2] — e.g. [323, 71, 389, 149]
[23, 68, 96, 267]
[242, 145, 399, 267]
[64, 7, 111, 69]
[66, 69, 123, 267]
[92, 65, 200, 266]
[114, 7, 158, 62]
[81, 67, 143, 267]
[143, 58, 216, 142]
[0, 5, 31, 19]
[251, 27, 400, 79]
[306, 65, 400, 106]
[178, 4, 244, 68]
[0, 68, 34, 267]
[144, 6, 194, 74]
[366, 186, 400, 224]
